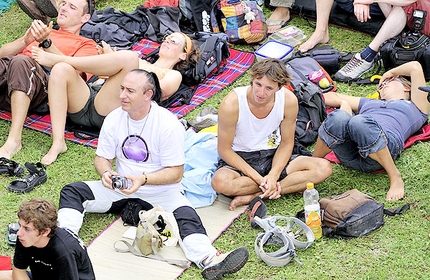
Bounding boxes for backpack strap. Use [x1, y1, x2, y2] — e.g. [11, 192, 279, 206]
[383, 204, 410, 216]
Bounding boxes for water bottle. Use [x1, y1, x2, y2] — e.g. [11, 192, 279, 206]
[303, 182, 322, 239]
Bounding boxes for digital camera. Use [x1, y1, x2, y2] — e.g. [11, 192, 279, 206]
[112, 175, 130, 190]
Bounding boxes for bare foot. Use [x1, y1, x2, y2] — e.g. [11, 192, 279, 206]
[386, 179, 405, 201]
[229, 194, 258, 211]
[31, 46, 62, 68]
[267, 7, 290, 34]
[41, 142, 67, 165]
[0, 141, 22, 159]
[298, 30, 330, 53]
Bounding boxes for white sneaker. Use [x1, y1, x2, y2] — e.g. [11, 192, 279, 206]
[201, 247, 249, 279]
[334, 53, 374, 82]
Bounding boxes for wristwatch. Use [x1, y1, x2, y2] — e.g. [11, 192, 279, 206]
[38, 38, 52, 49]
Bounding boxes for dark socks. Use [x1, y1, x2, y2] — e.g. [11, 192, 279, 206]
[360, 46, 377, 62]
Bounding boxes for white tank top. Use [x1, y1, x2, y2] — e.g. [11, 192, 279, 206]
[231, 86, 285, 152]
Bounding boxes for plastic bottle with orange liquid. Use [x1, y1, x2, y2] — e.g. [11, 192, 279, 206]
[303, 182, 322, 239]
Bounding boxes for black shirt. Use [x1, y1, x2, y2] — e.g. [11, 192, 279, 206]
[14, 227, 95, 280]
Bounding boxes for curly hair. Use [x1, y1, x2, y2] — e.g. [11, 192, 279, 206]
[249, 58, 291, 87]
[18, 198, 58, 238]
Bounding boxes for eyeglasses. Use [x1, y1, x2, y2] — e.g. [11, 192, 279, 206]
[162, 35, 187, 52]
[122, 135, 149, 162]
[377, 76, 407, 91]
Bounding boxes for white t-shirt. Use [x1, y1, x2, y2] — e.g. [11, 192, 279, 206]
[231, 86, 285, 152]
[96, 101, 185, 195]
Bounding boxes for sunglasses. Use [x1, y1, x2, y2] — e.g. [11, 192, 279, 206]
[162, 35, 187, 53]
[377, 76, 407, 91]
[121, 135, 149, 162]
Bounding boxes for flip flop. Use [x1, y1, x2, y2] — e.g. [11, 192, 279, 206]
[0, 158, 24, 177]
[266, 15, 293, 35]
[247, 196, 268, 228]
[8, 162, 47, 194]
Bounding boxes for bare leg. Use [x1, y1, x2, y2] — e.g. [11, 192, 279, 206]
[41, 62, 90, 165]
[368, 146, 404, 200]
[212, 168, 263, 210]
[368, 6, 406, 52]
[0, 91, 30, 159]
[279, 156, 332, 193]
[267, 7, 291, 34]
[298, 0, 332, 52]
[312, 137, 332, 158]
[32, 48, 139, 77]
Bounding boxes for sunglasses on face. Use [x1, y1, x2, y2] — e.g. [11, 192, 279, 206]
[377, 76, 407, 91]
[162, 35, 187, 52]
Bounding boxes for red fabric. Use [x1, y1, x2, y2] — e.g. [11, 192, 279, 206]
[0, 256, 11, 271]
[142, 0, 178, 8]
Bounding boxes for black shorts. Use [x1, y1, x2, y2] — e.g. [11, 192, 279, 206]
[67, 82, 105, 129]
[217, 149, 298, 180]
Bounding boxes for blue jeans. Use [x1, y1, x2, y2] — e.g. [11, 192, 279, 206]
[318, 110, 402, 172]
[335, 0, 384, 16]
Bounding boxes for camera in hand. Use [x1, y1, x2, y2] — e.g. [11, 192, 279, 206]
[112, 175, 130, 190]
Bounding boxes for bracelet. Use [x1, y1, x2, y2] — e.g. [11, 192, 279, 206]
[102, 169, 111, 176]
[142, 172, 148, 186]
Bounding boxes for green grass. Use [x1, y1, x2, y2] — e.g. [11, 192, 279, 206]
[1, 2, 430, 279]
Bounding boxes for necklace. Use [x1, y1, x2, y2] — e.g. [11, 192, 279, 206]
[126, 106, 151, 138]
[122, 108, 151, 162]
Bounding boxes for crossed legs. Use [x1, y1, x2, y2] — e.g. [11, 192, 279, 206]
[212, 157, 332, 210]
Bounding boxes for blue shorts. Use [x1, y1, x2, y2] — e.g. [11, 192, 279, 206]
[318, 109, 402, 172]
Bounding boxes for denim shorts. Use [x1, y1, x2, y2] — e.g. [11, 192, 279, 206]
[335, 0, 383, 16]
[318, 110, 402, 172]
[217, 149, 298, 180]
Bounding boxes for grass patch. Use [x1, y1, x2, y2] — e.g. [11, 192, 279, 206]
[1, 2, 429, 279]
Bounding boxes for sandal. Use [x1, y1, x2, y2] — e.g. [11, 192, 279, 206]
[8, 162, 47, 194]
[0, 157, 24, 177]
[247, 196, 268, 228]
[6, 223, 20, 246]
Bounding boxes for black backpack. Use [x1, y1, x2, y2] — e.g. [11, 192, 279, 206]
[178, 0, 218, 33]
[144, 31, 230, 108]
[379, 30, 430, 81]
[285, 57, 333, 146]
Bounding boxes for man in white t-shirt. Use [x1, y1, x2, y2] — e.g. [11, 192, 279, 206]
[212, 58, 332, 211]
[55, 69, 249, 280]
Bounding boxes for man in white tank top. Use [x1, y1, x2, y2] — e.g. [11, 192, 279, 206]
[212, 58, 332, 211]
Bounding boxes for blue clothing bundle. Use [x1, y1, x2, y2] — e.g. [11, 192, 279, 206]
[0, 0, 15, 14]
[182, 130, 218, 208]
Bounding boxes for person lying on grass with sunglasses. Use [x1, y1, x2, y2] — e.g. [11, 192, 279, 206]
[31, 32, 199, 166]
[313, 61, 429, 201]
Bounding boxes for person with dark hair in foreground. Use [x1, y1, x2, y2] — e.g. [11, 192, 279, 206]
[0, 198, 95, 280]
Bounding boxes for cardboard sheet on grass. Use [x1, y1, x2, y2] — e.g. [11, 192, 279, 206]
[87, 195, 246, 279]
[0, 40, 254, 149]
